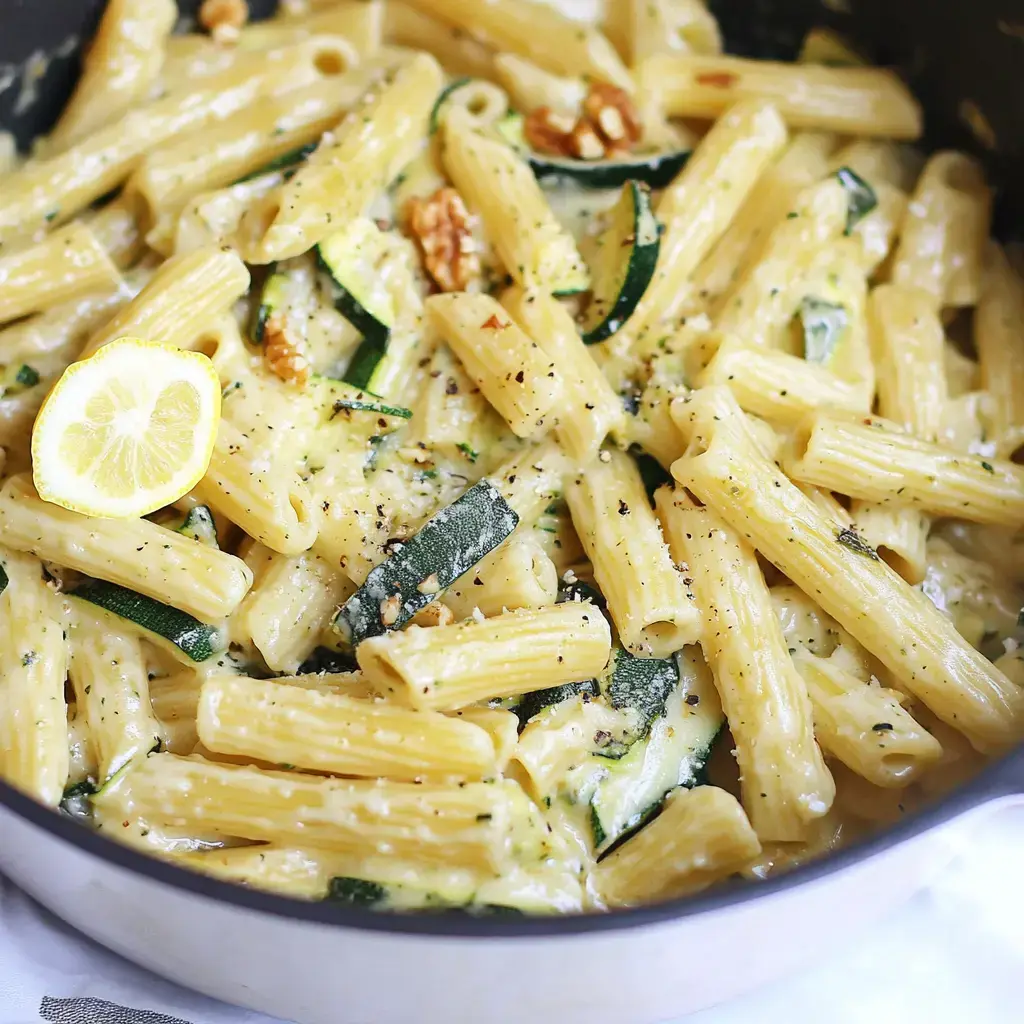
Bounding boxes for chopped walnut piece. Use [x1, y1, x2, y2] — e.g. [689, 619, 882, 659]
[199, 0, 249, 43]
[380, 593, 403, 628]
[263, 315, 310, 386]
[582, 82, 642, 153]
[524, 82, 644, 161]
[524, 106, 579, 156]
[412, 601, 454, 628]
[480, 314, 508, 330]
[406, 187, 481, 292]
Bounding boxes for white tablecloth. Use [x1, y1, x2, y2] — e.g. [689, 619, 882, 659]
[1, 804, 1021, 1024]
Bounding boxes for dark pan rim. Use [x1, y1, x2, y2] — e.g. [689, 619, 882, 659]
[0, 749, 1017, 939]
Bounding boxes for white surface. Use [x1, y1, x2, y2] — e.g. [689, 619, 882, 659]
[0, 806, 1021, 1024]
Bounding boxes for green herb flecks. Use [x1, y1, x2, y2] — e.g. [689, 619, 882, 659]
[836, 527, 880, 560]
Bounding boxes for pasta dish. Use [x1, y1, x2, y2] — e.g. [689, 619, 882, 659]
[0, 0, 1021, 915]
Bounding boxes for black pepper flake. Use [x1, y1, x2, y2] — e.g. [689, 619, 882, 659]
[618, 500, 630, 516]
[515, 370, 525, 383]
[685, 693, 700, 706]
[836, 527, 879, 560]
[872, 722, 893, 731]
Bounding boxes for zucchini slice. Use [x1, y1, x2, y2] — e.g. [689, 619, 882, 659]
[579, 180, 660, 344]
[497, 112, 690, 190]
[585, 652, 724, 855]
[799, 296, 848, 365]
[511, 678, 599, 731]
[250, 265, 292, 345]
[333, 480, 519, 644]
[835, 166, 877, 235]
[70, 580, 226, 663]
[0, 562, 7, 597]
[429, 76, 473, 134]
[176, 505, 219, 548]
[318, 218, 398, 392]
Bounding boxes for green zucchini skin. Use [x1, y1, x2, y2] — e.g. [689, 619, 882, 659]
[330, 397, 413, 419]
[512, 678, 599, 730]
[234, 142, 317, 185]
[799, 296, 848, 364]
[70, 580, 225, 663]
[333, 480, 519, 644]
[0, 563, 7, 597]
[835, 165, 877, 234]
[338, 334, 389, 392]
[580, 180, 661, 345]
[429, 76, 473, 134]
[496, 112, 690, 189]
[250, 265, 290, 344]
[177, 505, 219, 547]
[602, 647, 680, 735]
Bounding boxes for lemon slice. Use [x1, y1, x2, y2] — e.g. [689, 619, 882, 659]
[31, 338, 221, 519]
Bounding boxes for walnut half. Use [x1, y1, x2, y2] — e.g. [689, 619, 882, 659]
[406, 187, 481, 293]
[263, 315, 310, 387]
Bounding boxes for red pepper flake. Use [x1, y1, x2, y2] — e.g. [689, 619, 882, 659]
[481, 314, 508, 330]
[696, 71, 739, 88]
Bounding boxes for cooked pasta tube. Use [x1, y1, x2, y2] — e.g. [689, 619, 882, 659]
[696, 336, 872, 425]
[78, 247, 250, 359]
[657, 489, 834, 840]
[95, 753, 549, 871]
[45, 0, 177, 151]
[686, 131, 837, 314]
[240, 53, 442, 262]
[490, 439, 576, 523]
[69, 610, 162, 780]
[643, 53, 922, 137]
[426, 293, 562, 438]
[606, 0, 722, 66]
[0, 551, 68, 807]
[442, 110, 589, 295]
[784, 414, 1024, 527]
[149, 671, 202, 754]
[356, 603, 612, 711]
[0, 39, 353, 244]
[854, 283, 945, 582]
[868, 284, 948, 441]
[86, 195, 146, 270]
[197, 675, 500, 782]
[671, 388, 1024, 750]
[383, 2, 494, 80]
[624, 379, 690, 470]
[234, 549, 351, 673]
[0, 475, 252, 620]
[500, 286, 624, 461]
[443, 531, 558, 619]
[131, 76, 373, 239]
[404, 0, 633, 89]
[602, 100, 787, 378]
[444, 706, 519, 773]
[891, 152, 991, 307]
[848, 503, 929, 586]
[975, 243, 1024, 456]
[0, 224, 122, 325]
[233, 2, 383, 56]
[565, 449, 699, 657]
[593, 786, 761, 907]
[793, 651, 943, 788]
[492, 55, 586, 118]
[710, 177, 849, 349]
[193, 421, 319, 556]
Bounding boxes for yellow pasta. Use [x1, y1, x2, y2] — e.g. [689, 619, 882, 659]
[593, 786, 761, 906]
[0, 224, 123, 325]
[357, 603, 612, 710]
[672, 388, 1024, 751]
[0, 475, 252, 620]
[197, 674, 500, 782]
[46, 0, 177, 151]
[565, 449, 699, 658]
[785, 414, 1024, 527]
[657, 488, 834, 840]
[642, 53, 922, 137]
[240, 53, 442, 262]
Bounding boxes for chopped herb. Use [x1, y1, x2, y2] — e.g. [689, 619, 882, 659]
[14, 365, 39, 388]
[331, 398, 413, 420]
[836, 527, 880, 560]
[981, 461, 994, 473]
[799, 297, 848, 364]
[456, 442, 479, 463]
[835, 166, 878, 234]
